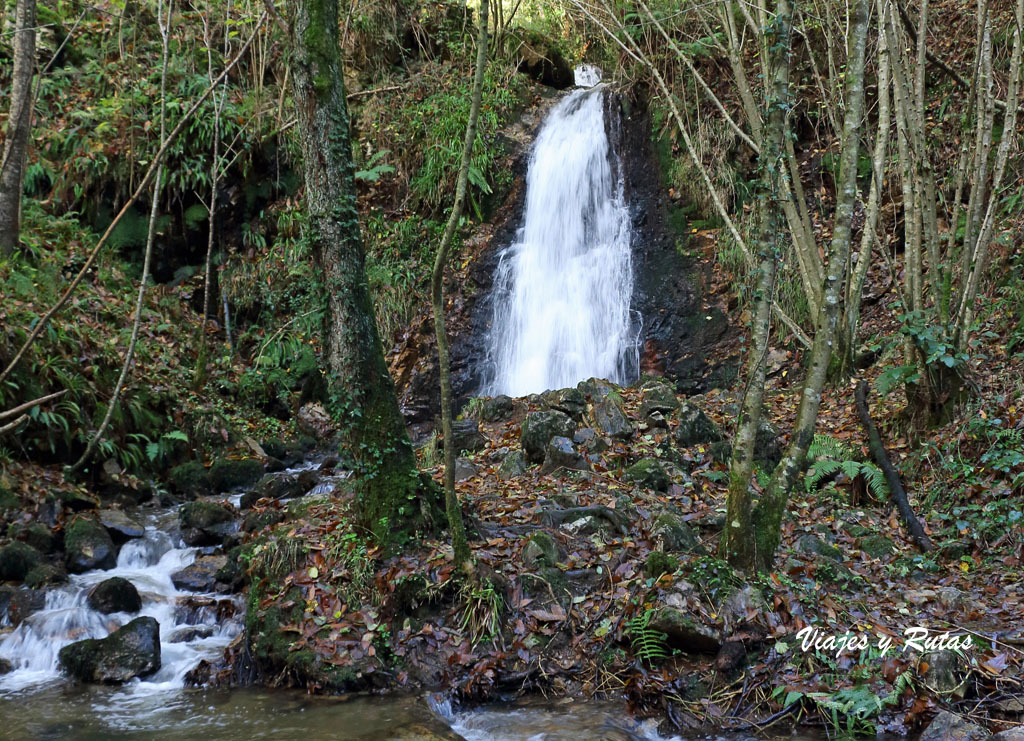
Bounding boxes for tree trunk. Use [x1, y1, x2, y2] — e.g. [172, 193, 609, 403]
[432, 0, 488, 571]
[286, 0, 425, 542]
[750, 0, 870, 572]
[0, 0, 37, 256]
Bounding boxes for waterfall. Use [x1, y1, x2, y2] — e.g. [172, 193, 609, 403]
[486, 81, 638, 397]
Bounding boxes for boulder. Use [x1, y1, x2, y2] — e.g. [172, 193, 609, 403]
[860, 534, 896, 559]
[652, 512, 704, 553]
[638, 380, 679, 417]
[454, 458, 479, 482]
[98, 510, 145, 543]
[296, 402, 335, 440]
[522, 531, 559, 569]
[242, 508, 285, 533]
[673, 403, 723, 447]
[624, 458, 671, 492]
[921, 650, 970, 696]
[645, 551, 679, 578]
[0, 658, 11, 674]
[992, 729, 1024, 741]
[573, 427, 608, 454]
[919, 711, 989, 741]
[171, 555, 229, 592]
[521, 410, 576, 463]
[65, 517, 118, 573]
[58, 616, 161, 683]
[591, 399, 632, 440]
[480, 395, 517, 422]
[7, 588, 46, 625]
[0, 541, 42, 581]
[240, 472, 306, 509]
[647, 607, 721, 654]
[24, 563, 67, 587]
[7, 521, 58, 553]
[449, 419, 487, 454]
[542, 387, 587, 419]
[87, 577, 142, 614]
[541, 436, 590, 473]
[796, 534, 843, 562]
[178, 500, 237, 547]
[498, 449, 528, 480]
[208, 458, 264, 492]
[577, 377, 617, 401]
[167, 461, 212, 499]
[169, 626, 215, 643]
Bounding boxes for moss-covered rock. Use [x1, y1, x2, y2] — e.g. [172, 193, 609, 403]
[208, 458, 264, 492]
[7, 522, 57, 554]
[498, 449, 528, 480]
[65, 517, 118, 573]
[796, 534, 843, 561]
[58, 616, 160, 683]
[652, 512, 705, 554]
[645, 551, 679, 578]
[168, 461, 212, 500]
[541, 387, 587, 419]
[56, 488, 99, 512]
[673, 403, 723, 447]
[24, 563, 68, 588]
[449, 419, 487, 454]
[87, 577, 142, 614]
[521, 410, 576, 463]
[860, 534, 896, 559]
[240, 472, 307, 509]
[591, 398, 632, 440]
[0, 486, 18, 512]
[638, 379, 679, 417]
[481, 395, 517, 422]
[624, 458, 671, 492]
[522, 531, 559, 569]
[0, 541, 43, 581]
[179, 500, 237, 547]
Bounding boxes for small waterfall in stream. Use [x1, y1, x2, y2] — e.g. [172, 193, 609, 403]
[485, 77, 639, 397]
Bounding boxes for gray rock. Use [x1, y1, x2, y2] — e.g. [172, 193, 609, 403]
[638, 380, 679, 417]
[920, 711, 990, 741]
[169, 626, 215, 643]
[454, 458, 479, 482]
[542, 387, 587, 419]
[573, 427, 608, 453]
[796, 534, 843, 561]
[541, 436, 590, 473]
[992, 728, 1024, 741]
[99, 510, 145, 543]
[522, 532, 559, 569]
[167, 462, 212, 500]
[719, 585, 765, 631]
[7, 588, 46, 625]
[240, 472, 306, 509]
[652, 512, 704, 553]
[922, 650, 970, 696]
[208, 458, 264, 492]
[171, 555, 229, 592]
[7, 522, 58, 553]
[481, 395, 517, 422]
[673, 403, 723, 447]
[647, 607, 721, 654]
[498, 449, 528, 480]
[0, 541, 42, 581]
[178, 501, 237, 547]
[624, 458, 671, 492]
[450, 419, 487, 454]
[591, 399, 632, 440]
[59, 616, 161, 684]
[521, 410, 577, 463]
[576, 377, 617, 401]
[645, 411, 669, 429]
[87, 577, 142, 614]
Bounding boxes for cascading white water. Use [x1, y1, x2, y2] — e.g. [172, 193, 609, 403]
[486, 79, 638, 397]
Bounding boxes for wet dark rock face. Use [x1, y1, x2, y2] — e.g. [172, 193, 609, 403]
[389, 90, 734, 429]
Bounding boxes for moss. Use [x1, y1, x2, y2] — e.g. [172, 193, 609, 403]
[0, 486, 18, 512]
[8, 522, 57, 553]
[0, 541, 43, 581]
[168, 461, 212, 499]
[64, 517, 117, 572]
[179, 500, 233, 530]
[624, 458, 671, 492]
[24, 563, 67, 588]
[645, 551, 680, 578]
[521, 531, 559, 569]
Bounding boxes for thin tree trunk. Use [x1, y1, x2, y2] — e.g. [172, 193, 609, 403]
[0, 0, 37, 256]
[432, 0, 488, 571]
[71, 0, 174, 474]
[286, 0, 426, 542]
[749, 0, 870, 571]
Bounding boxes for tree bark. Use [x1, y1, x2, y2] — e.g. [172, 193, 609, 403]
[286, 0, 424, 542]
[432, 0, 488, 571]
[0, 0, 37, 256]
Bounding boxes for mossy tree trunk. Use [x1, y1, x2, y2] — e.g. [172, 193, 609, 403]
[286, 0, 424, 542]
[0, 0, 36, 256]
[432, 0, 488, 571]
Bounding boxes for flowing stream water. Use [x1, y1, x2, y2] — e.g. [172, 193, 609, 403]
[486, 73, 639, 396]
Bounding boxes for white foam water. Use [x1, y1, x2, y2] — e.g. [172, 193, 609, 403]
[486, 85, 638, 397]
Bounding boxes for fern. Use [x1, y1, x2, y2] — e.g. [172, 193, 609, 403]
[805, 434, 889, 499]
[627, 610, 669, 663]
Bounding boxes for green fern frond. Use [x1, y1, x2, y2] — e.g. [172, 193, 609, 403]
[627, 610, 669, 663]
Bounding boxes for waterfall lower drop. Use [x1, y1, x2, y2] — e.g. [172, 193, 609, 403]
[486, 77, 638, 397]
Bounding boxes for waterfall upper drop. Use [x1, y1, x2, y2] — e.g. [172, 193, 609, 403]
[486, 83, 638, 397]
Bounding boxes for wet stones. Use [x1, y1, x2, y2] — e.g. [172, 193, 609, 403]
[171, 555, 229, 592]
[240, 472, 309, 509]
[59, 616, 161, 684]
[178, 500, 237, 547]
[521, 410, 576, 463]
[208, 458, 264, 493]
[167, 461, 213, 500]
[98, 509, 145, 543]
[64, 517, 118, 573]
[87, 576, 142, 614]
